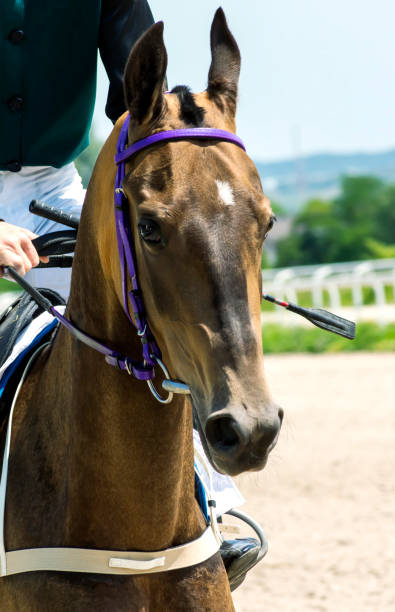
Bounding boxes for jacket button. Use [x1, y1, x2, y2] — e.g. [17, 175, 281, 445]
[6, 161, 22, 172]
[8, 29, 25, 44]
[7, 96, 24, 112]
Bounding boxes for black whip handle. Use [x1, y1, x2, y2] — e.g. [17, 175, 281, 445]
[29, 200, 80, 230]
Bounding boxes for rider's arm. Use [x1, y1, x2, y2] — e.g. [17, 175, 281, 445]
[0, 221, 48, 277]
[99, 0, 155, 123]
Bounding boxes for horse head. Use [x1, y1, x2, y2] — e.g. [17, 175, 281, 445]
[111, 9, 283, 477]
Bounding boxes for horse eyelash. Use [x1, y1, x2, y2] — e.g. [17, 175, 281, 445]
[263, 214, 277, 240]
[267, 214, 277, 232]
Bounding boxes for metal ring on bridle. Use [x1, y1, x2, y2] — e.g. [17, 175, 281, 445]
[137, 324, 147, 337]
[146, 356, 174, 404]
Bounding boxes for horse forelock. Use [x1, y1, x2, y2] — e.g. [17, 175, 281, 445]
[170, 85, 206, 127]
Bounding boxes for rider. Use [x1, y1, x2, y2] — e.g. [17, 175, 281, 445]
[0, 0, 261, 589]
[0, 0, 155, 297]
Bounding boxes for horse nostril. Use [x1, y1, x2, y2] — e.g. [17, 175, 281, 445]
[205, 416, 245, 452]
[262, 413, 282, 451]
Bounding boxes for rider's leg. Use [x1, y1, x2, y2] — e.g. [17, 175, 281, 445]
[0, 163, 84, 299]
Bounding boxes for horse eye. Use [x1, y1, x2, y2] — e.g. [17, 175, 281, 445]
[138, 219, 161, 244]
[264, 214, 277, 239]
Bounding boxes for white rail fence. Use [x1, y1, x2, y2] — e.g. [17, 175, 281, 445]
[262, 258, 395, 326]
[1, 258, 395, 325]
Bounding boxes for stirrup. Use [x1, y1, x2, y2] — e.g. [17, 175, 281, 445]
[224, 509, 268, 585]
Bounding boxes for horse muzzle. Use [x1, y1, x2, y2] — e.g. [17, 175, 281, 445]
[204, 405, 284, 476]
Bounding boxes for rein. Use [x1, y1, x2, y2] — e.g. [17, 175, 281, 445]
[6, 115, 247, 404]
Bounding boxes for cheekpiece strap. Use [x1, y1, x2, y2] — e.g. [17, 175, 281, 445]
[114, 115, 160, 373]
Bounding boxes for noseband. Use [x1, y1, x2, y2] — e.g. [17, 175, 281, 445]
[111, 114, 246, 403]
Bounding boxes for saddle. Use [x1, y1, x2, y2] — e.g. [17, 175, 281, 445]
[0, 289, 65, 429]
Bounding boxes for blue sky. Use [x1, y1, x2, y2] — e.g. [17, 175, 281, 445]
[93, 0, 395, 162]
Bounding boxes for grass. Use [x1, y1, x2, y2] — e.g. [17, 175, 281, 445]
[262, 321, 395, 353]
[0, 278, 21, 294]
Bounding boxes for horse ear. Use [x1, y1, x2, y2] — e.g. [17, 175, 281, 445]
[123, 22, 167, 126]
[207, 8, 241, 115]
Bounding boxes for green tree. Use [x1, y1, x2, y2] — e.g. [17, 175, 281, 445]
[275, 176, 395, 267]
[276, 198, 336, 266]
[376, 184, 395, 245]
[365, 238, 395, 258]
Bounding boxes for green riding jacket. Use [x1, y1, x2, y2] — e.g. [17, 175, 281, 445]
[0, 0, 154, 172]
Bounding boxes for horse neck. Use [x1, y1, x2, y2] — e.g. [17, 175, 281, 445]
[52, 131, 204, 550]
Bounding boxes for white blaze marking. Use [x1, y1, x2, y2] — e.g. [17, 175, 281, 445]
[216, 180, 235, 206]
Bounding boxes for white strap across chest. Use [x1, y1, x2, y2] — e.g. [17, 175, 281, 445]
[3, 526, 219, 576]
[0, 344, 221, 577]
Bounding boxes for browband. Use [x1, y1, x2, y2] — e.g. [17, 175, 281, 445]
[115, 118, 246, 165]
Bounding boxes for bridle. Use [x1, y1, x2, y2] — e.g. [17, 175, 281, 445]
[111, 115, 246, 402]
[32, 114, 247, 405]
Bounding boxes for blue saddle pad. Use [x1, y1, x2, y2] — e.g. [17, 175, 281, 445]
[195, 467, 209, 522]
[0, 319, 58, 403]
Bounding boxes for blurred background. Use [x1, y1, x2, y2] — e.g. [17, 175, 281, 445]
[1, 2, 394, 610]
[82, 0, 395, 354]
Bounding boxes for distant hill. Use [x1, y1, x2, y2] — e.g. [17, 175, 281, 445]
[255, 149, 395, 214]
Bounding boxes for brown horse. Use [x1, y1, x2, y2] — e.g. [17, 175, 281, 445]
[0, 9, 282, 611]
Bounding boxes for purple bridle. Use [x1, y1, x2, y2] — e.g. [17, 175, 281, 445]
[51, 114, 246, 402]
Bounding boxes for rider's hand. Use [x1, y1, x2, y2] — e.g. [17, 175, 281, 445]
[0, 222, 49, 277]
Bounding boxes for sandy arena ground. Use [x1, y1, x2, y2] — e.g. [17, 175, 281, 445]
[1, 288, 393, 610]
[232, 353, 395, 612]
